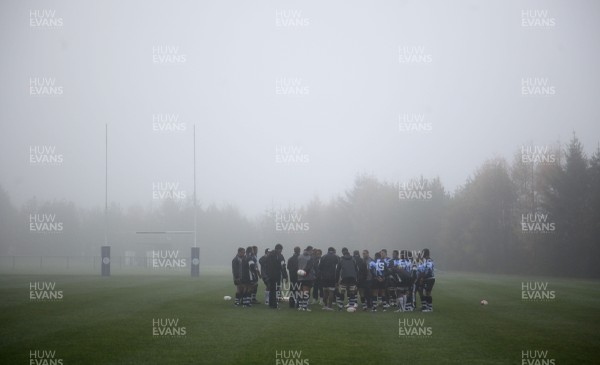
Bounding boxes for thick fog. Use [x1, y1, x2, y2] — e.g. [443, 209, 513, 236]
[1, 1, 599, 274]
[1, 0, 598, 216]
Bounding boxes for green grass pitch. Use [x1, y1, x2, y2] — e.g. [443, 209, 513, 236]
[1, 269, 598, 364]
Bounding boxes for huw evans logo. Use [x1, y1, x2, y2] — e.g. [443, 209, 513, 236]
[152, 182, 187, 200]
[29, 9, 63, 28]
[521, 350, 556, 365]
[521, 213, 555, 233]
[275, 145, 310, 164]
[29, 214, 63, 233]
[399, 318, 432, 337]
[398, 181, 433, 201]
[275, 78, 310, 96]
[275, 211, 310, 232]
[406, 249, 424, 259]
[29, 145, 63, 165]
[521, 145, 556, 165]
[151, 250, 187, 268]
[29, 77, 63, 96]
[30, 282, 63, 301]
[275, 350, 309, 365]
[275, 9, 310, 27]
[276, 281, 307, 302]
[521, 77, 556, 96]
[152, 318, 186, 337]
[152, 114, 187, 132]
[521, 10, 555, 28]
[29, 350, 63, 365]
[398, 46, 432, 63]
[152, 45, 187, 64]
[521, 282, 556, 301]
[399, 113, 432, 133]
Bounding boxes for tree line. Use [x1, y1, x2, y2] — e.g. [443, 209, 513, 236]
[1, 134, 598, 277]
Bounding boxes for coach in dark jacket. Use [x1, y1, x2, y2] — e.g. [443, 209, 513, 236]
[266, 243, 287, 309]
[287, 246, 301, 308]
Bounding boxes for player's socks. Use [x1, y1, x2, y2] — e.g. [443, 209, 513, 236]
[235, 293, 241, 306]
[427, 296, 433, 311]
[349, 295, 357, 308]
[264, 291, 269, 305]
[398, 296, 405, 311]
[337, 293, 345, 310]
[389, 295, 396, 307]
[303, 293, 309, 309]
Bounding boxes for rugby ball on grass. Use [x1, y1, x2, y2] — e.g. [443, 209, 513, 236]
[480, 299, 488, 305]
[346, 306, 357, 313]
[224, 295, 232, 301]
[297, 269, 306, 277]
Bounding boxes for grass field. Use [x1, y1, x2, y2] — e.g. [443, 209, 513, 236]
[1, 269, 598, 365]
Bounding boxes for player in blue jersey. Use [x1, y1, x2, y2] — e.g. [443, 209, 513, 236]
[417, 248, 435, 312]
[393, 250, 413, 312]
[407, 250, 421, 311]
[380, 249, 391, 310]
[388, 250, 403, 310]
[369, 252, 387, 312]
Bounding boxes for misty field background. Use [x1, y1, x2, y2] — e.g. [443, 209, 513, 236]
[2, 135, 599, 278]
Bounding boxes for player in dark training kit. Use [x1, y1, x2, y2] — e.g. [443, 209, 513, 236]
[297, 246, 317, 311]
[259, 248, 270, 305]
[250, 246, 260, 304]
[319, 247, 339, 311]
[231, 247, 245, 306]
[336, 247, 359, 310]
[240, 246, 259, 307]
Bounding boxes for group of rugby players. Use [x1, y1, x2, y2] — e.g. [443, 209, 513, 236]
[231, 244, 435, 312]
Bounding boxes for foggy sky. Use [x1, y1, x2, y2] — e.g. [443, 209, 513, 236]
[1, 0, 599, 218]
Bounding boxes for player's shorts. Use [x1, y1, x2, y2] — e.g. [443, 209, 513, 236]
[299, 280, 314, 288]
[362, 280, 372, 289]
[371, 277, 386, 290]
[339, 278, 357, 293]
[321, 279, 336, 288]
[340, 277, 357, 286]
